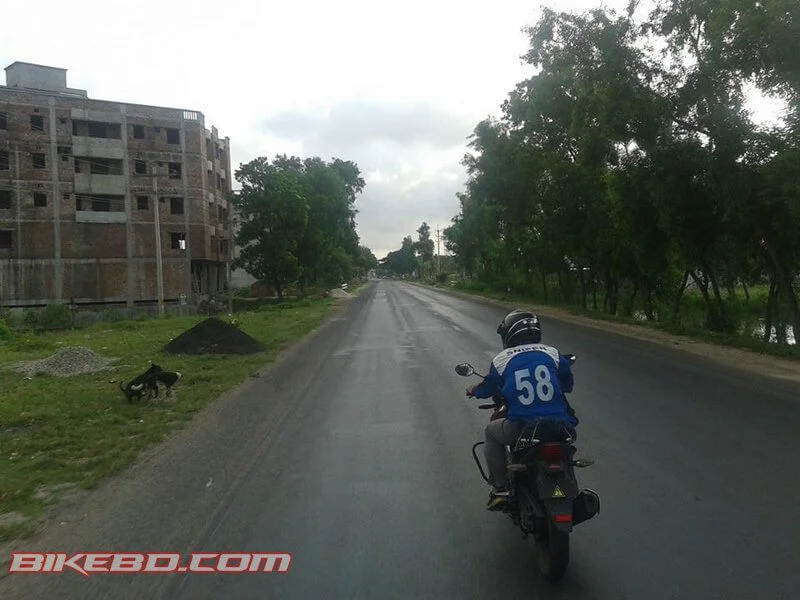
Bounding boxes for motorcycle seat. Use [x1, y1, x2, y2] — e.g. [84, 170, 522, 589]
[516, 418, 575, 445]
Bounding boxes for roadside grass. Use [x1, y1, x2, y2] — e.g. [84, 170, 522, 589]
[0, 297, 334, 540]
[433, 281, 800, 361]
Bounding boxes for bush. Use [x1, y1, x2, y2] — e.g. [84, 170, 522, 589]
[23, 309, 38, 329]
[74, 311, 101, 328]
[0, 320, 12, 341]
[38, 304, 73, 330]
[100, 308, 127, 323]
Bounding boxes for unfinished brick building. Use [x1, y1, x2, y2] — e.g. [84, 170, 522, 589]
[0, 61, 233, 308]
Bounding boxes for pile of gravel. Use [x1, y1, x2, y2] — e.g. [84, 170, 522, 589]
[9, 346, 119, 378]
[329, 288, 352, 299]
[163, 317, 265, 355]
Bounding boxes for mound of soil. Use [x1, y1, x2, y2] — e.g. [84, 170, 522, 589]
[163, 318, 265, 355]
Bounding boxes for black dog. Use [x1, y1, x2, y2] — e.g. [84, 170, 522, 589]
[143, 369, 182, 398]
[120, 363, 163, 402]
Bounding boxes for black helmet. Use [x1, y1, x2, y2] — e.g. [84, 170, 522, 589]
[497, 310, 542, 348]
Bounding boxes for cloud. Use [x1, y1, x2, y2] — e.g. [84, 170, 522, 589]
[355, 169, 465, 259]
[262, 101, 474, 155]
[255, 101, 474, 257]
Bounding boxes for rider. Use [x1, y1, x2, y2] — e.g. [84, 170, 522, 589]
[467, 310, 578, 510]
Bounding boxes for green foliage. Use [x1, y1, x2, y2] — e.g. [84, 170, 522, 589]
[100, 308, 126, 323]
[22, 309, 38, 330]
[436, 1, 800, 347]
[0, 320, 11, 341]
[381, 235, 418, 276]
[38, 304, 73, 330]
[232, 155, 371, 299]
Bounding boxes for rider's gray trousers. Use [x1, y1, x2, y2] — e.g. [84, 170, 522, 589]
[484, 419, 521, 489]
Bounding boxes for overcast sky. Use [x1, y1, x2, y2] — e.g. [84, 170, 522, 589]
[1, 0, 785, 259]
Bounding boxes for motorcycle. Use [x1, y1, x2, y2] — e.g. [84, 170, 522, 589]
[455, 355, 600, 581]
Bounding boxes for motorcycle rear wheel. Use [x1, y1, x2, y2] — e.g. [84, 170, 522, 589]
[536, 520, 570, 582]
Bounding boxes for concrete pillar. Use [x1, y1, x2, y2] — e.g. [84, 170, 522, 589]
[121, 105, 134, 307]
[48, 98, 62, 302]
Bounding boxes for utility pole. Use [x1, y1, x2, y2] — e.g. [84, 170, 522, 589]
[436, 225, 441, 275]
[152, 165, 165, 317]
[227, 199, 234, 316]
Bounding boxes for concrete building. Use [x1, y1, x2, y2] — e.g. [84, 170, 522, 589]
[0, 61, 233, 308]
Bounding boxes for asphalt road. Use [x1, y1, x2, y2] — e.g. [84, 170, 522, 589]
[3, 280, 800, 600]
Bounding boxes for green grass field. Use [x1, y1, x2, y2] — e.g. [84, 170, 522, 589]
[0, 297, 333, 540]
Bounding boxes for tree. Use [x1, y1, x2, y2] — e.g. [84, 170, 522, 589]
[233, 154, 368, 298]
[415, 222, 435, 263]
[440, 1, 800, 344]
[232, 157, 309, 301]
[382, 236, 418, 276]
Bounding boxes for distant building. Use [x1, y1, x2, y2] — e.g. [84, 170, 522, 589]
[0, 61, 233, 308]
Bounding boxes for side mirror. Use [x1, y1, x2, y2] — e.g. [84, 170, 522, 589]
[454, 363, 475, 377]
[564, 354, 577, 365]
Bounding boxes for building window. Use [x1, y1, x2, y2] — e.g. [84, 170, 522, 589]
[216, 174, 221, 189]
[59, 117, 68, 125]
[30, 115, 45, 132]
[170, 232, 186, 250]
[170, 197, 184, 215]
[132, 124, 145, 139]
[220, 239, 229, 255]
[166, 128, 180, 144]
[92, 198, 111, 211]
[33, 193, 47, 207]
[32, 153, 46, 169]
[63, 193, 71, 201]
[0, 230, 12, 250]
[81, 120, 121, 139]
[89, 158, 124, 175]
[57, 145, 71, 155]
[0, 112, 7, 130]
[0, 190, 11, 209]
[134, 159, 147, 175]
[76, 194, 124, 212]
[0, 150, 9, 170]
[137, 196, 149, 210]
[168, 162, 181, 179]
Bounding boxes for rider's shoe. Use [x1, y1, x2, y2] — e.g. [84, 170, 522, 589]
[487, 488, 510, 511]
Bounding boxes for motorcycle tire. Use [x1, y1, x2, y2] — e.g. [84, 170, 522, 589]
[536, 519, 570, 582]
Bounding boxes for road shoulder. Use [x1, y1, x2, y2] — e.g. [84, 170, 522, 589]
[417, 283, 800, 386]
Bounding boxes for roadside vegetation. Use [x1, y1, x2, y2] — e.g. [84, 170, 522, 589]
[0, 297, 333, 540]
[380, 0, 799, 358]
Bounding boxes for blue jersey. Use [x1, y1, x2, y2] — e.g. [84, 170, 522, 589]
[472, 343, 577, 426]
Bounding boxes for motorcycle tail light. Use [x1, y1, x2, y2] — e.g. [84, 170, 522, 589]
[539, 443, 565, 459]
[554, 514, 573, 523]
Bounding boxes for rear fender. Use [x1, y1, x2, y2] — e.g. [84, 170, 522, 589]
[535, 465, 578, 502]
[545, 499, 575, 533]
